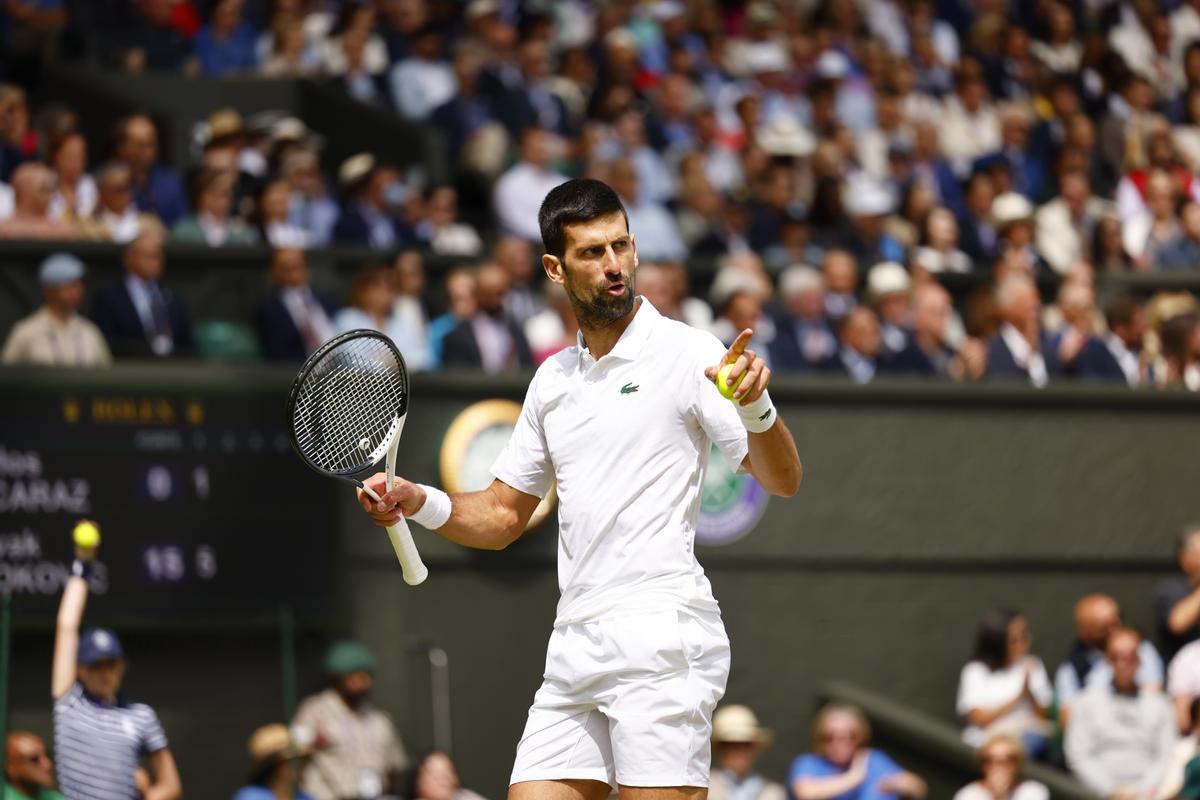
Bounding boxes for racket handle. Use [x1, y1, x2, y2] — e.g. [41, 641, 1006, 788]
[359, 483, 428, 585]
[386, 517, 429, 586]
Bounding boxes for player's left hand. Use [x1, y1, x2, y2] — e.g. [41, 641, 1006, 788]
[704, 328, 771, 405]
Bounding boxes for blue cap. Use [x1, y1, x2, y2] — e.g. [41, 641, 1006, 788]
[78, 627, 124, 665]
[38, 253, 85, 287]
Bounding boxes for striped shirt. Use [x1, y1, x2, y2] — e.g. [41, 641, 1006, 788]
[53, 683, 168, 800]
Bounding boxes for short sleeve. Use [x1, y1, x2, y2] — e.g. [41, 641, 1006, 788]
[786, 753, 828, 785]
[868, 748, 902, 778]
[688, 333, 749, 472]
[1168, 645, 1198, 696]
[491, 371, 554, 499]
[136, 705, 169, 753]
[956, 662, 984, 717]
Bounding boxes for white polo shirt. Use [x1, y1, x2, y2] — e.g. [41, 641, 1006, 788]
[491, 298, 749, 626]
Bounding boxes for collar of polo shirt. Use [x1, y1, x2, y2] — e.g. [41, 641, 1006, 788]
[577, 297, 657, 366]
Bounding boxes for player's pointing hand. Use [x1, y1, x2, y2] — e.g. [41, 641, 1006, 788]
[704, 328, 771, 405]
[356, 473, 427, 527]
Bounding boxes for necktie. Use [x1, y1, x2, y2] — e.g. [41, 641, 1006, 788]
[148, 284, 173, 356]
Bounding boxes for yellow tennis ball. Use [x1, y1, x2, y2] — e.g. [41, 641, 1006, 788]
[716, 363, 745, 400]
[73, 520, 100, 549]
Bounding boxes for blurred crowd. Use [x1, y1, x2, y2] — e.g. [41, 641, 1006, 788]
[1, 0, 1200, 384]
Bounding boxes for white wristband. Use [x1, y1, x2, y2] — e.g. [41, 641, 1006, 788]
[737, 389, 777, 433]
[408, 485, 452, 530]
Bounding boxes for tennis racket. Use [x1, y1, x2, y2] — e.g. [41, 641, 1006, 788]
[286, 329, 428, 586]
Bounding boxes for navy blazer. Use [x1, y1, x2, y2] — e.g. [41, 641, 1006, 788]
[332, 205, 412, 248]
[91, 280, 194, 358]
[984, 331, 1059, 382]
[1070, 336, 1130, 383]
[880, 339, 956, 378]
[254, 290, 339, 362]
[441, 316, 534, 371]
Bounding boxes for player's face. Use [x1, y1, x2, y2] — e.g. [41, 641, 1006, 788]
[78, 658, 125, 701]
[550, 211, 637, 329]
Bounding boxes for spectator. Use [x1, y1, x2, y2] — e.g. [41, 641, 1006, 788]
[442, 262, 533, 372]
[608, 156, 686, 263]
[428, 38, 498, 160]
[709, 705, 785, 800]
[79, 161, 159, 243]
[0, 84, 30, 179]
[1035, 169, 1111, 276]
[912, 207, 971, 275]
[990, 193, 1044, 275]
[47, 131, 96, 222]
[427, 267, 476, 370]
[770, 265, 837, 371]
[958, 171, 999, 264]
[841, 177, 905, 268]
[822, 249, 859, 324]
[1055, 594, 1165, 727]
[389, 24, 455, 121]
[112, 0, 195, 73]
[524, 281, 578, 366]
[256, 178, 311, 248]
[332, 153, 410, 248]
[1124, 169, 1181, 268]
[2, 253, 111, 367]
[391, 250, 432, 372]
[952, 734, 1048, 800]
[492, 127, 567, 242]
[254, 247, 337, 362]
[940, 63, 1001, 176]
[114, 113, 188, 228]
[865, 262, 912, 357]
[789, 703, 927, 799]
[4, 731, 63, 800]
[406, 750, 486, 800]
[92, 227, 194, 358]
[1065, 627, 1177, 798]
[492, 235, 541, 327]
[1159, 313, 1200, 390]
[293, 641, 408, 800]
[233, 724, 315, 800]
[710, 268, 772, 357]
[1157, 524, 1200, 664]
[1156, 199, 1200, 271]
[1087, 294, 1147, 385]
[415, 185, 483, 257]
[333, 264, 424, 360]
[956, 609, 1052, 757]
[259, 12, 320, 77]
[1091, 215, 1135, 273]
[0, 162, 77, 239]
[828, 307, 883, 384]
[882, 282, 957, 378]
[193, 0, 258, 76]
[320, 3, 388, 80]
[1168, 640, 1200, 736]
[171, 168, 256, 246]
[281, 146, 338, 247]
[51, 540, 181, 800]
[984, 274, 1057, 387]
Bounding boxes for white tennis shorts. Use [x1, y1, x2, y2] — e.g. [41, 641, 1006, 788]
[510, 607, 731, 789]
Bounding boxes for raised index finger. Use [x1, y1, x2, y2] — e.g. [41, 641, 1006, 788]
[725, 329, 754, 363]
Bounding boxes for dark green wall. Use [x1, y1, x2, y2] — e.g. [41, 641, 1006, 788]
[5, 370, 1199, 798]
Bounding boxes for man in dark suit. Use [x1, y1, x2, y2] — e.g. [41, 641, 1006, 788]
[1072, 294, 1146, 386]
[768, 265, 837, 372]
[882, 282, 957, 378]
[824, 306, 882, 384]
[428, 39, 497, 158]
[984, 273, 1058, 386]
[254, 248, 338, 362]
[332, 153, 412, 249]
[443, 262, 533, 372]
[92, 227, 194, 358]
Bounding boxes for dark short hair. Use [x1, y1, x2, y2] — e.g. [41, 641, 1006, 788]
[973, 609, 1021, 672]
[1105, 294, 1141, 330]
[538, 178, 628, 258]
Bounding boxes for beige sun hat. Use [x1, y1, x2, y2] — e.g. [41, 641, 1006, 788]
[712, 705, 773, 747]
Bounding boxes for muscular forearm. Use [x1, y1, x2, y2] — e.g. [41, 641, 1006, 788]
[1168, 588, 1200, 635]
[56, 575, 88, 631]
[434, 485, 527, 551]
[52, 574, 88, 697]
[746, 418, 802, 497]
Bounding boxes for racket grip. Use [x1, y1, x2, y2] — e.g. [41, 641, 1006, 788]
[386, 518, 429, 586]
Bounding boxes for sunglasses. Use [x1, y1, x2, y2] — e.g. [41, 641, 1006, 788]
[820, 731, 859, 744]
[983, 753, 1018, 766]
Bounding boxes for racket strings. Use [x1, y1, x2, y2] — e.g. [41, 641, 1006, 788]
[291, 336, 407, 474]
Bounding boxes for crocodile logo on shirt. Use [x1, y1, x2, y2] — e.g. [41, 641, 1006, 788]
[620, 382, 639, 394]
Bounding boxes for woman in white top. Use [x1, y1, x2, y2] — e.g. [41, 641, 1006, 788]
[952, 734, 1049, 800]
[332, 265, 425, 367]
[957, 610, 1052, 759]
[48, 132, 96, 221]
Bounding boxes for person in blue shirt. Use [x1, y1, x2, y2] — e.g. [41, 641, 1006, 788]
[233, 724, 314, 800]
[193, 0, 259, 77]
[788, 703, 926, 800]
[114, 114, 188, 228]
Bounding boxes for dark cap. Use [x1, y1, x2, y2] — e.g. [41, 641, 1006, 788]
[78, 627, 124, 665]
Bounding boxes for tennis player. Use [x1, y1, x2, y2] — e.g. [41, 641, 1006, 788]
[359, 178, 802, 800]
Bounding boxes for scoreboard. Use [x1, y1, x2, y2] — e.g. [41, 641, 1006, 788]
[0, 368, 338, 621]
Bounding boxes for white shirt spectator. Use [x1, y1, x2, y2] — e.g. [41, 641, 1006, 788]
[1064, 684, 1177, 796]
[1168, 640, 1200, 702]
[321, 34, 387, 75]
[1035, 195, 1112, 275]
[49, 175, 97, 220]
[957, 656, 1053, 747]
[953, 781, 1048, 800]
[1055, 640, 1165, 707]
[0, 182, 13, 220]
[492, 162, 568, 242]
[939, 96, 1001, 177]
